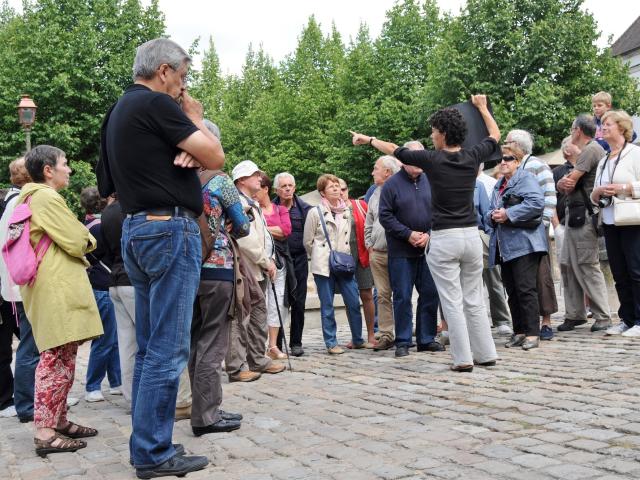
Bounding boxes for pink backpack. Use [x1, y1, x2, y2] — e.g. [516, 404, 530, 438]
[2, 195, 52, 286]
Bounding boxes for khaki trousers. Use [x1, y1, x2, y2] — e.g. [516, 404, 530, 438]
[561, 220, 611, 321]
[225, 279, 271, 375]
[369, 250, 394, 341]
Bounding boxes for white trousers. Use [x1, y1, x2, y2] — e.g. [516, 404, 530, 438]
[427, 227, 498, 366]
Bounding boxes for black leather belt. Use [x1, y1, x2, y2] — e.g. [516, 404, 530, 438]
[127, 207, 198, 219]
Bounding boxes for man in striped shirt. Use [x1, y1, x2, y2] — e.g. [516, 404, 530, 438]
[505, 130, 558, 341]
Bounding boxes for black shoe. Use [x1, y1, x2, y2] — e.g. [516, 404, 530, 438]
[131, 444, 185, 466]
[192, 419, 241, 437]
[219, 410, 243, 421]
[290, 346, 304, 357]
[19, 415, 34, 423]
[590, 320, 612, 332]
[395, 345, 409, 358]
[136, 454, 209, 479]
[450, 364, 473, 373]
[557, 319, 587, 331]
[417, 341, 445, 352]
[474, 360, 497, 367]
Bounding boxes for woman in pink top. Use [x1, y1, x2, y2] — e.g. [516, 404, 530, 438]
[255, 172, 292, 360]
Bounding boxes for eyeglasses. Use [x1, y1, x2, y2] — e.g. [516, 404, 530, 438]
[167, 65, 188, 84]
[501, 155, 517, 162]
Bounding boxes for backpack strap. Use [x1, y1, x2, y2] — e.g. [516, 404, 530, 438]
[317, 206, 333, 251]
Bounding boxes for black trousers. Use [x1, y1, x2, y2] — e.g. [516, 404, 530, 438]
[501, 253, 543, 336]
[603, 224, 640, 327]
[0, 301, 20, 410]
[278, 251, 308, 349]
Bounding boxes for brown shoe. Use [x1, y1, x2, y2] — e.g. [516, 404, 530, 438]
[261, 363, 286, 374]
[373, 337, 394, 351]
[175, 405, 191, 421]
[229, 371, 262, 382]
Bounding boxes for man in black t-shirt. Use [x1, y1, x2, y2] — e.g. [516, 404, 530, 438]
[98, 38, 224, 479]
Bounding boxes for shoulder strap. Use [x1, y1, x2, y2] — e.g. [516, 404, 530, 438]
[316, 206, 333, 251]
[3, 192, 19, 205]
[199, 169, 223, 187]
[85, 218, 101, 230]
[578, 186, 595, 216]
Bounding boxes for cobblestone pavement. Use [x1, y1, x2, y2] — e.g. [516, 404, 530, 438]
[3, 311, 640, 479]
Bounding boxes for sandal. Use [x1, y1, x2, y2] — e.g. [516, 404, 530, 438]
[55, 421, 98, 439]
[35, 432, 86, 457]
[267, 346, 287, 360]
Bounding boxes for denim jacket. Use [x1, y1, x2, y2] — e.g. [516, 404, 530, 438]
[486, 169, 548, 266]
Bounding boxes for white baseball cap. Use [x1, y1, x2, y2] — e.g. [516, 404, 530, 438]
[232, 160, 261, 182]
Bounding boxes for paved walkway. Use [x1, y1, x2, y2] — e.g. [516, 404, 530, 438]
[2, 311, 640, 479]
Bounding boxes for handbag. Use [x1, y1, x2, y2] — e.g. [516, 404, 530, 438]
[316, 206, 355, 278]
[613, 196, 640, 226]
[502, 193, 543, 229]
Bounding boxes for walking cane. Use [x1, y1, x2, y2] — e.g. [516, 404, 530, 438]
[271, 281, 293, 372]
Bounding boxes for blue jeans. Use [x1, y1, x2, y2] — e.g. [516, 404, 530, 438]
[313, 273, 363, 348]
[14, 303, 39, 419]
[122, 216, 201, 468]
[388, 256, 439, 347]
[86, 290, 121, 392]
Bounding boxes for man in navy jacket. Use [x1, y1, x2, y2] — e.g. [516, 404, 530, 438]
[379, 141, 444, 358]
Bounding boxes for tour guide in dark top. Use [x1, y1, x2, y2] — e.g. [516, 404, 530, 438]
[97, 38, 224, 479]
[351, 95, 501, 374]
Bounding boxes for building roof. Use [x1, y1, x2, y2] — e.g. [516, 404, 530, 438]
[612, 16, 640, 57]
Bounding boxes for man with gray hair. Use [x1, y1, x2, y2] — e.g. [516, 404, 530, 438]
[98, 38, 224, 478]
[556, 115, 611, 332]
[505, 129, 558, 341]
[273, 172, 311, 356]
[364, 155, 401, 350]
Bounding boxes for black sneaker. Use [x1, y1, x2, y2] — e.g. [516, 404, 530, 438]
[395, 345, 409, 358]
[557, 319, 587, 331]
[131, 444, 185, 466]
[417, 341, 445, 352]
[19, 415, 34, 423]
[290, 346, 304, 357]
[136, 454, 208, 479]
[590, 320, 612, 332]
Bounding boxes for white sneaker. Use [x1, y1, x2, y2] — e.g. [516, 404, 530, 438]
[66, 396, 80, 407]
[0, 405, 17, 418]
[621, 325, 640, 337]
[84, 390, 105, 402]
[496, 324, 514, 336]
[606, 323, 630, 335]
[108, 387, 123, 396]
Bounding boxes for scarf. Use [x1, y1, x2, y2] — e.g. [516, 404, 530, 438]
[320, 197, 347, 228]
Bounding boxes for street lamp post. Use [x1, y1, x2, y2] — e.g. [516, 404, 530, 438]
[17, 95, 37, 152]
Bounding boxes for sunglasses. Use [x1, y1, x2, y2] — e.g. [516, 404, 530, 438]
[501, 155, 517, 162]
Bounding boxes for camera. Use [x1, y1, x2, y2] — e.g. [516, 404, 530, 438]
[598, 196, 612, 208]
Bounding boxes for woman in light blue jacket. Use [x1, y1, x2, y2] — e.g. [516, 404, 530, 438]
[487, 146, 547, 350]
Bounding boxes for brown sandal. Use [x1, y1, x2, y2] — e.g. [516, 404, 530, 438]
[55, 421, 98, 439]
[34, 432, 86, 457]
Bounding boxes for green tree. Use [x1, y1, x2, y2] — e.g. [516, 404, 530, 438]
[0, 0, 165, 183]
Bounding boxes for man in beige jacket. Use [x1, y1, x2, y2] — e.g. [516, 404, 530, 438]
[225, 161, 285, 381]
[364, 156, 401, 351]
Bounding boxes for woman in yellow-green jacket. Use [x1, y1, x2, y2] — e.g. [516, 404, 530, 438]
[17, 145, 103, 457]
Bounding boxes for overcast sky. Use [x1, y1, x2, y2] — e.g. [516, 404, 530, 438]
[7, 0, 640, 75]
[154, 0, 640, 75]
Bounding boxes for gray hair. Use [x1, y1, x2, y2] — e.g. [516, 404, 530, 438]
[378, 155, 401, 175]
[133, 38, 191, 81]
[274, 172, 295, 189]
[560, 135, 573, 150]
[506, 129, 534, 155]
[404, 140, 424, 150]
[572, 114, 596, 138]
[203, 119, 221, 140]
